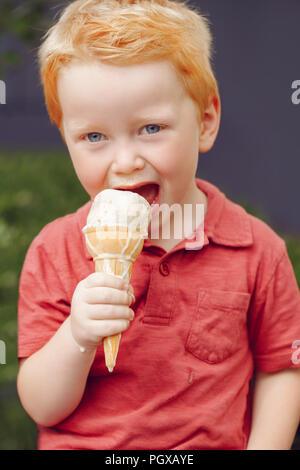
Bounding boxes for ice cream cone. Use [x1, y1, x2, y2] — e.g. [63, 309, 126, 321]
[82, 189, 151, 373]
[85, 226, 145, 372]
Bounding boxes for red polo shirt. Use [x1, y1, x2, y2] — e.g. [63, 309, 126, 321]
[18, 179, 300, 450]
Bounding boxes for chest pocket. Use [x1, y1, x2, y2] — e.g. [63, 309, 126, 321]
[186, 288, 251, 364]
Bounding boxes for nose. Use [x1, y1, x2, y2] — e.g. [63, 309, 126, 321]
[111, 143, 145, 175]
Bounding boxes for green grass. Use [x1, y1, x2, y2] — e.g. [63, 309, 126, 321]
[0, 149, 88, 383]
[0, 149, 88, 449]
[0, 149, 299, 449]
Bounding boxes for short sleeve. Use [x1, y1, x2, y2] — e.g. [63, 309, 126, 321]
[249, 245, 300, 372]
[17, 235, 71, 359]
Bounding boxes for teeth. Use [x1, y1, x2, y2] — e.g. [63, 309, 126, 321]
[151, 195, 158, 206]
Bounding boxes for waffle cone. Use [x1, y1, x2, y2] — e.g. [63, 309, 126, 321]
[85, 226, 145, 372]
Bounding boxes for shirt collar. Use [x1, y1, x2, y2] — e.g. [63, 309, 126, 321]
[194, 178, 253, 248]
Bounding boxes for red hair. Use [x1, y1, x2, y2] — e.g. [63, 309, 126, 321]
[38, 0, 219, 130]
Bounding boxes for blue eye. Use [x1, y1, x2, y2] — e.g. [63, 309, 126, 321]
[85, 133, 104, 143]
[143, 125, 161, 135]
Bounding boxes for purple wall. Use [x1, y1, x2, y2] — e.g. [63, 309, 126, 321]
[0, 0, 300, 233]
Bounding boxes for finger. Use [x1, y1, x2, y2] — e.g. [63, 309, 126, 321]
[90, 318, 131, 337]
[87, 304, 135, 321]
[84, 286, 132, 305]
[85, 272, 128, 290]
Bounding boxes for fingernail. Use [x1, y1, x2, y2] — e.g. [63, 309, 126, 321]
[128, 291, 135, 304]
[129, 284, 134, 294]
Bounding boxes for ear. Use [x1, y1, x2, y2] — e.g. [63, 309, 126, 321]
[198, 95, 221, 153]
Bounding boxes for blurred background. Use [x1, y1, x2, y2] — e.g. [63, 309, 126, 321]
[0, 0, 300, 450]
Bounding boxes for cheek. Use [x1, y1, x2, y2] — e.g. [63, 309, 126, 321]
[153, 138, 198, 177]
[68, 147, 106, 195]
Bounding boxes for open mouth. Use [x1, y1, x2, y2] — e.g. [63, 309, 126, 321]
[116, 183, 160, 206]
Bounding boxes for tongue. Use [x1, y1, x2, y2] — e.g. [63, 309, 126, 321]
[131, 184, 158, 205]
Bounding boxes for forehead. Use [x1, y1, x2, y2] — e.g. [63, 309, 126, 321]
[57, 59, 187, 115]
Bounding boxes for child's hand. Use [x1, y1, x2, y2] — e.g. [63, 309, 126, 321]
[70, 273, 135, 351]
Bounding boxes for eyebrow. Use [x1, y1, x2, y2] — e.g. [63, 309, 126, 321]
[66, 122, 96, 133]
[66, 107, 176, 133]
[134, 111, 174, 122]
[64, 124, 94, 138]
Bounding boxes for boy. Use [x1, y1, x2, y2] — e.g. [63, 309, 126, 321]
[17, 0, 300, 450]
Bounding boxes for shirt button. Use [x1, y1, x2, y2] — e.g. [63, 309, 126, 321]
[159, 262, 170, 276]
[208, 352, 218, 363]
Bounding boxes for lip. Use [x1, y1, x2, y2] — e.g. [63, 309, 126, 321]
[113, 181, 161, 206]
[113, 181, 158, 191]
